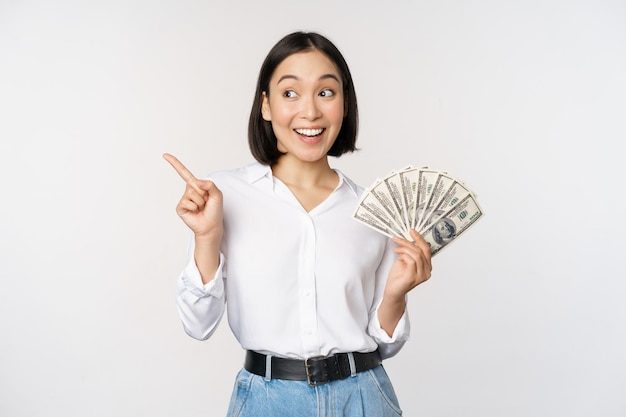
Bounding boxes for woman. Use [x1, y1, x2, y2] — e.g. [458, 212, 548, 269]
[164, 31, 432, 417]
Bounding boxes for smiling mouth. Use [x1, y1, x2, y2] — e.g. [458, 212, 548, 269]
[295, 128, 325, 137]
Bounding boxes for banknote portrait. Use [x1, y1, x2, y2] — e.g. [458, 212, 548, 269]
[432, 218, 456, 245]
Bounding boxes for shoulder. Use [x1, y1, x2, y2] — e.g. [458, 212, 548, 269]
[334, 169, 365, 199]
[204, 162, 270, 187]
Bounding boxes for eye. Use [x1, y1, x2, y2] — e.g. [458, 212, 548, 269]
[283, 90, 298, 98]
[319, 89, 335, 97]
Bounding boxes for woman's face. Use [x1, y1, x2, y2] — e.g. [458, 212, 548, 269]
[261, 50, 345, 165]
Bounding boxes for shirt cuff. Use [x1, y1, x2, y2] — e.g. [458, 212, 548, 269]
[180, 253, 225, 299]
[370, 298, 411, 344]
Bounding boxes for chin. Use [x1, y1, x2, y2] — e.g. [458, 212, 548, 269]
[291, 150, 330, 163]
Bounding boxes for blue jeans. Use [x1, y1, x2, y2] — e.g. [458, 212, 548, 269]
[226, 365, 403, 417]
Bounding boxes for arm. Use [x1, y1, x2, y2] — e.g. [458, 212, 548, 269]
[163, 153, 223, 284]
[378, 229, 432, 335]
[368, 229, 432, 358]
[164, 153, 226, 338]
[193, 230, 223, 285]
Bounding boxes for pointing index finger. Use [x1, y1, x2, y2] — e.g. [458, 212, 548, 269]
[163, 153, 198, 184]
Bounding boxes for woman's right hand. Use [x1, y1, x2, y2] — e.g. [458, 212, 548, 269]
[163, 153, 223, 239]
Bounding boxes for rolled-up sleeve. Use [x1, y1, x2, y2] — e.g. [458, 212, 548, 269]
[367, 238, 411, 359]
[175, 251, 227, 341]
[368, 298, 410, 359]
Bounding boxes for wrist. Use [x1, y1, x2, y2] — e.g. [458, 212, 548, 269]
[382, 291, 406, 308]
[194, 228, 223, 243]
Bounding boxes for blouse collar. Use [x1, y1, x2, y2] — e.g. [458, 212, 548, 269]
[244, 162, 359, 197]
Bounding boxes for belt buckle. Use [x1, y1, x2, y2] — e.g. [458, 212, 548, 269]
[305, 355, 328, 386]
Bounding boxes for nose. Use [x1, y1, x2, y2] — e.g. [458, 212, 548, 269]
[300, 95, 321, 120]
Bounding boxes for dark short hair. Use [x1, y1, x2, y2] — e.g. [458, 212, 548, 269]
[248, 31, 359, 165]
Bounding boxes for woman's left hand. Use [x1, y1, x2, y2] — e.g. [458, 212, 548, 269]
[385, 229, 432, 301]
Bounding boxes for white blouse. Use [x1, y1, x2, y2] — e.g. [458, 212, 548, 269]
[175, 162, 410, 360]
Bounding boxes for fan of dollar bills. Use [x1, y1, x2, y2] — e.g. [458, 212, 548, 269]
[352, 166, 484, 256]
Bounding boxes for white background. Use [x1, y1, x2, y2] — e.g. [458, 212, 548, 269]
[1, 0, 625, 416]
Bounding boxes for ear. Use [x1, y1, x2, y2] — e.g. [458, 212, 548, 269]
[261, 92, 272, 121]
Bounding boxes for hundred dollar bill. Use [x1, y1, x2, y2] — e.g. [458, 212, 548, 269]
[382, 170, 411, 237]
[354, 189, 410, 239]
[413, 168, 441, 229]
[353, 204, 396, 238]
[366, 176, 409, 238]
[421, 193, 484, 256]
[398, 166, 424, 232]
[416, 171, 455, 231]
[418, 178, 474, 232]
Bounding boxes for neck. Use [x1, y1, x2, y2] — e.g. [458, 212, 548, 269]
[271, 156, 336, 188]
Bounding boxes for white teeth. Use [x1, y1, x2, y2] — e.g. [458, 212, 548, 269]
[295, 128, 324, 137]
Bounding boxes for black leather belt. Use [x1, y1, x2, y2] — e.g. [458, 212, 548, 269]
[244, 350, 382, 386]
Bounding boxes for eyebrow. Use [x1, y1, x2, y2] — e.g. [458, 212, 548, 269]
[277, 73, 341, 85]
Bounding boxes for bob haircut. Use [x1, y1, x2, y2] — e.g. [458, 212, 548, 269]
[248, 31, 359, 165]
